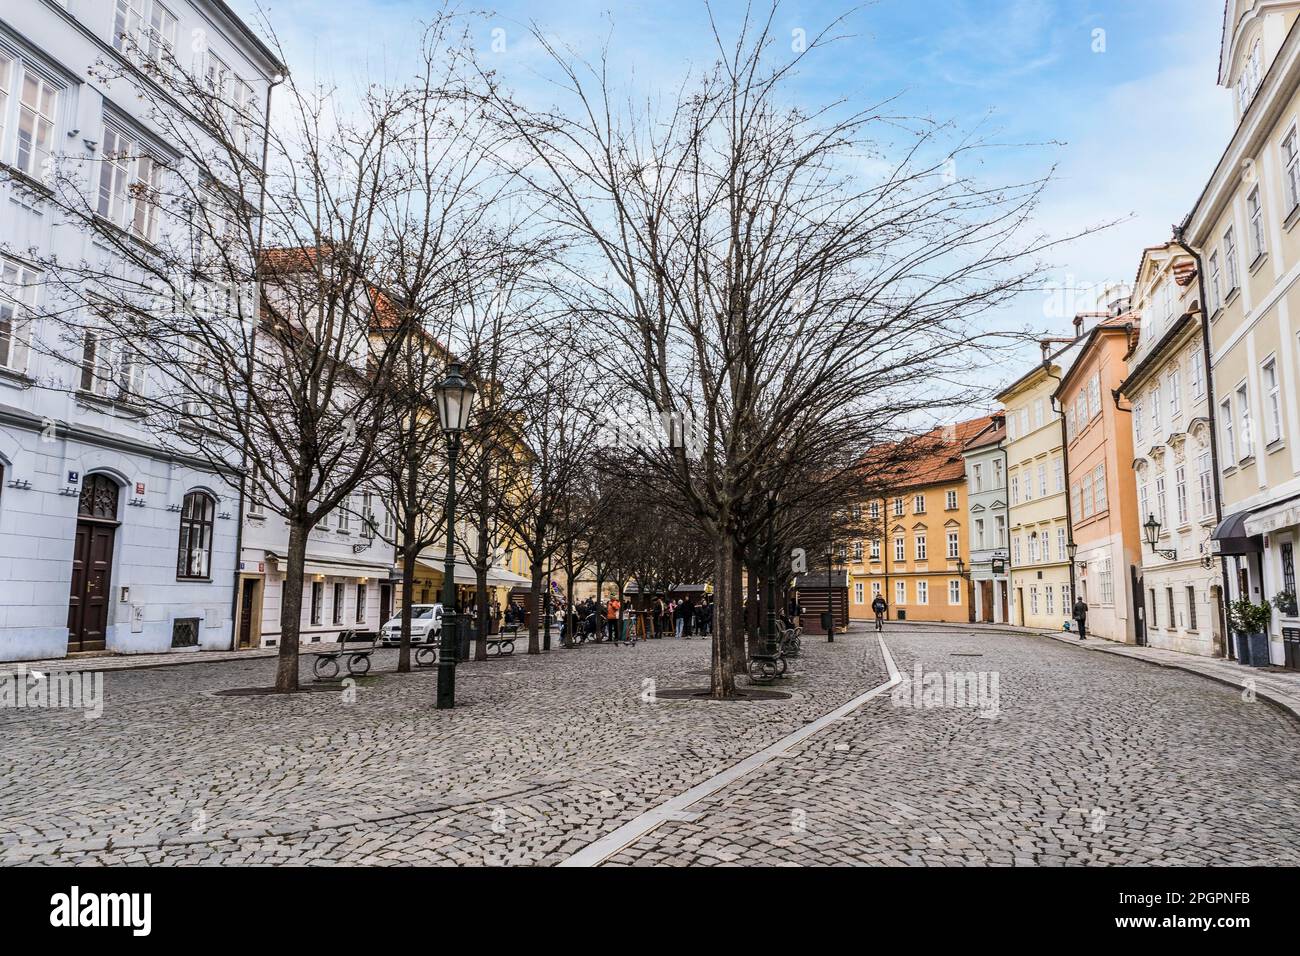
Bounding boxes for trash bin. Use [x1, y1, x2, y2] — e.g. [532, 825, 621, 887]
[457, 623, 475, 661]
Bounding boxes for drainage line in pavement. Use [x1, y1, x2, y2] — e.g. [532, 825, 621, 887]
[557, 634, 904, 867]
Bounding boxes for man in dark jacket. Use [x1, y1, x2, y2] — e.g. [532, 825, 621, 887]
[1072, 597, 1088, 640]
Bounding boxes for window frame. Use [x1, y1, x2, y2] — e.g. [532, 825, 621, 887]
[176, 490, 216, 580]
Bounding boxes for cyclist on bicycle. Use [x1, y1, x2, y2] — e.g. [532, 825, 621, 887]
[871, 593, 887, 631]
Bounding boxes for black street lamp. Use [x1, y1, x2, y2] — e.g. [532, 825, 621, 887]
[825, 544, 835, 643]
[765, 490, 780, 655]
[1143, 513, 1178, 561]
[435, 362, 477, 710]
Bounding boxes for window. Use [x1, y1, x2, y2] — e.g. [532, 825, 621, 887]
[1139, 479, 1150, 526]
[1149, 589, 1158, 629]
[177, 490, 216, 579]
[1010, 474, 1020, 505]
[947, 531, 959, 559]
[1013, 535, 1022, 564]
[1285, 126, 1300, 212]
[1221, 397, 1236, 463]
[112, 0, 178, 70]
[0, 258, 37, 374]
[1065, 406, 1076, 441]
[869, 501, 880, 519]
[79, 330, 112, 396]
[382, 507, 395, 541]
[995, 515, 1006, 547]
[973, 464, 983, 492]
[331, 582, 345, 625]
[1057, 527, 1066, 560]
[893, 497, 904, 517]
[337, 499, 351, 534]
[870, 539, 880, 560]
[1038, 463, 1047, 497]
[1168, 368, 1181, 420]
[1282, 543, 1296, 610]
[1236, 383, 1253, 456]
[1087, 374, 1101, 420]
[895, 536, 905, 562]
[872, 581, 881, 598]
[946, 489, 958, 510]
[1134, 400, 1145, 445]
[1190, 347, 1205, 398]
[1034, 399, 1045, 430]
[975, 519, 985, 550]
[1028, 532, 1039, 563]
[1167, 588, 1176, 629]
[1186, 586, 1198, 631]
[1093, 464, 1107, 513]
[1006, 412, 1017, 441]
[913, 494, 926, 514]
[1150, 381, 1162, 437]
[247, 482, 265, 518]
[948, 579, 961, 605]
[1053, 456, 1065, 492]
[916, 581, 928, 605]
[1262, 358, 1282, 444]
[915, 534, 927, 561]
[6, 66, 58, 180]
[1154, 475, 1167, 527]
[1198, 452, 1214, 517]
[1238, 39, 1263, 113]
[854, 581, 864, 604]
[1080, 473, 1093, 519]
[356, 584, 367, 623]
[1223, 227, 1239, 294]
[1099, 557, 1114, 605]
[1209, 251, 1222, 312]
[1175, 466, 1188, 525]
[310, 581, 323, 626]
[1023, 472, 1033, 501]
[895, 580, 906, 605]
[993, 459, 1003, 488]
[1247, 186, 1266, 261]
[1029, 586, 1039, 615]
[1045, 584, 1055, 616]
[1070, 483, 1081, 520]
[98, 123, 165, 243]
[853, 540, 863, 561]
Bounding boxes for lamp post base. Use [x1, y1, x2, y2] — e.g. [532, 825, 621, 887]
[436, 660, 456, 709]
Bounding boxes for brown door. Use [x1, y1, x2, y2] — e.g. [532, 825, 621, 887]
[981, 581, 994, 623]
[379, 584, 392, 625]
[999, 583, 1008, 623]
[238, 578, 258, 648]
[67, 522, 115, 652]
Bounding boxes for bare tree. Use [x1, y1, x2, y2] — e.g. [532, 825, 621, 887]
[488, 2, 1068, 696]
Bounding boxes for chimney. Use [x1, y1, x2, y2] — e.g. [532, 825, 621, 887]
[1073, 313, 1085, 336]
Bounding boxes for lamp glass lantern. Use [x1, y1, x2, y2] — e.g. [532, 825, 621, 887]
[1066, 541, 1078, 561]
[1142, 513, 1162, 550]
[435, 362, 476, 435]
[956, 558, 966, 576]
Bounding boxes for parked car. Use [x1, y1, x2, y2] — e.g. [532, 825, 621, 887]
[380, 605, 443, 646]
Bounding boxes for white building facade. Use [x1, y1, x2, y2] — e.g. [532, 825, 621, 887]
[0, 0, 282, 661]
[962, 416, 1010, 623]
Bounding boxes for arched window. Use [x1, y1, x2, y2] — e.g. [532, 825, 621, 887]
[177, 490, 215, 579]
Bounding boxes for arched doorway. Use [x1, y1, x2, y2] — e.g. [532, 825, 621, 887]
[67, 473, 121, 653]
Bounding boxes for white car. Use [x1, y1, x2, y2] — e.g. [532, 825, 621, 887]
[380, 604, 443, 646]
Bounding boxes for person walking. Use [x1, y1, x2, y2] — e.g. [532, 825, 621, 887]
[871, 593, 887, 631]
[653, 597, 665, 638]
[674, 598, 689, 639]
[1072, 597, 1088, 641]
[787, 594, 803, 629]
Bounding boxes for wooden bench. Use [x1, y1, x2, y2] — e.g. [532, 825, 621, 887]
[312, 629, 379, 681]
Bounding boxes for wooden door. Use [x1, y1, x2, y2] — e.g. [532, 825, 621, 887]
[67, 522, 114, 652]
[980, 581, 994, 623]
[238, 578, 258, 648]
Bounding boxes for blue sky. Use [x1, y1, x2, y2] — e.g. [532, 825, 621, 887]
[230, 0, 1234, 391]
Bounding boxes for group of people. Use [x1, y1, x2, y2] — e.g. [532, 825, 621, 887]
[651, 596, 713, 639]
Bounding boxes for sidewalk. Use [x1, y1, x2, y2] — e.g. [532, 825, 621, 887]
[1, 643, 306, 677]
[884, 619, 1300, 722]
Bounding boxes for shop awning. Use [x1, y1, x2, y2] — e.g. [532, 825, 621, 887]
[1244, 495, 1300, 537]
[414, 560, 531, 588]
[1211, 510, 1263, 555]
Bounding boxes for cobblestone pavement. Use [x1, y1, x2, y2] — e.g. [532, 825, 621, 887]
[606, 626, 1300, 866]
[1, 633, 884, 865]
[5, 625, 1298, 866]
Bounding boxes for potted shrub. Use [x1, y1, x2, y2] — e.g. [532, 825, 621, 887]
[1228, 598, 1273, 667]
[1272, 589, 1298, 617]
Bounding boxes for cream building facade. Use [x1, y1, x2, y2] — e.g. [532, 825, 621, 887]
[1186, 0, 1300, 669]
[997, 363, 1074, 630]
[1118, 244, 1223, 657]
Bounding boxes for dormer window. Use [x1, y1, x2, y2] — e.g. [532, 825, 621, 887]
[1238, 39, 1263, 114]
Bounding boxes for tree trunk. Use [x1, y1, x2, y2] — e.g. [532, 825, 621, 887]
[398, 545, 417, 673]
[731, 548, 746, 674]
[527, 560, 544, 654]
[709, 534, 737, 699]
[475, 563, 490, 661]
[274, 518, 309, 693]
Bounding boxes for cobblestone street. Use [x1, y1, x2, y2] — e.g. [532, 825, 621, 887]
[3, 625, 1298, 866]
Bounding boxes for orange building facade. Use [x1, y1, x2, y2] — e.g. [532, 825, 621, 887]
[848, 418, 992, 624]
[1055, 318, 1144, 643]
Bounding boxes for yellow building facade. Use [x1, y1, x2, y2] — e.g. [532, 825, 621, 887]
[997, 365, 1074, 630]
